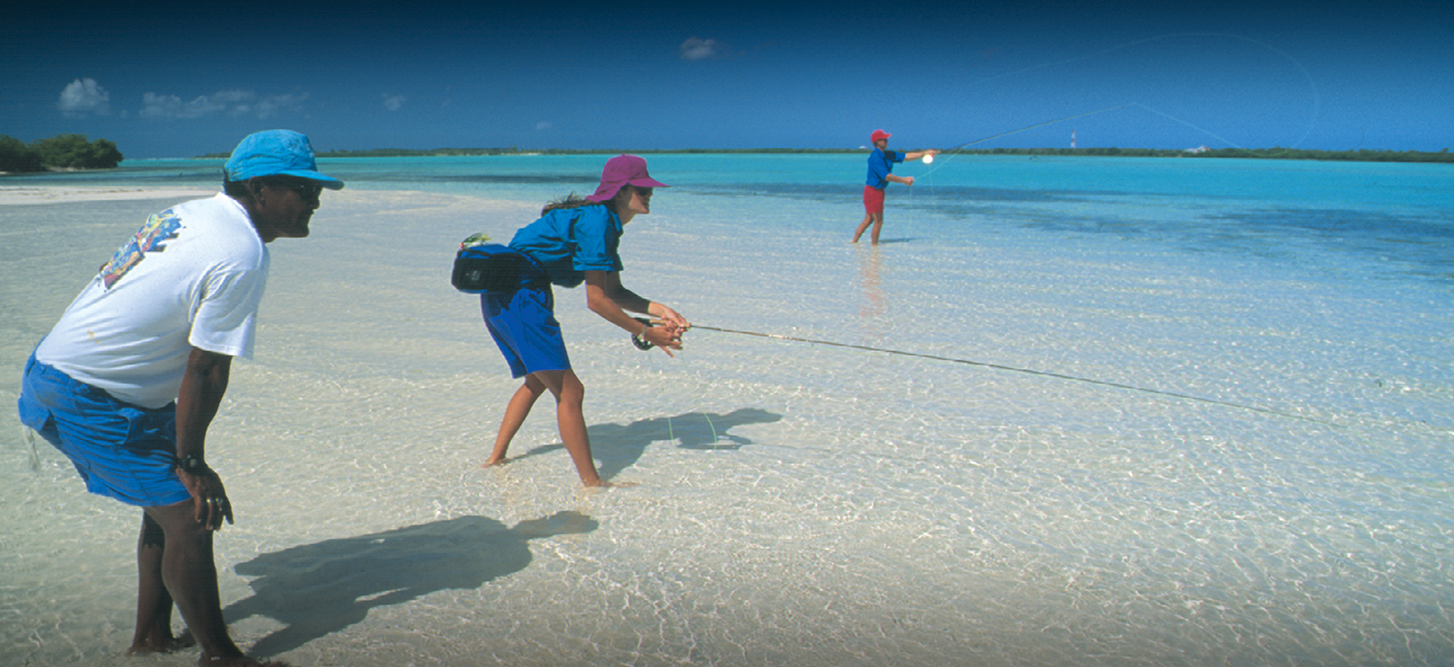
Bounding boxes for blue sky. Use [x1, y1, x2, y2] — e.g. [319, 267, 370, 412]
[3, 0, 1449, 158]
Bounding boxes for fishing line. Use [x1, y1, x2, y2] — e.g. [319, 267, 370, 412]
[910, 32, 1321, 183]
[946, 104, 1137, 152]
[917, 102, 1241, 181]
[910, 104, 1137, 198]
[957, 32, 1320, 149]
[686, 324, 1341, 427]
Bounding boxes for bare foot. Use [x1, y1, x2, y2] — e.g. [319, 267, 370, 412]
[482, 455, 508, 467]
[127, 630, 196, 655]
[584, 479, 638, 488]
[200, 654, 290, 666]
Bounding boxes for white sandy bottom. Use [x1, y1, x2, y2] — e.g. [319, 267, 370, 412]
[2, 189, 1451, 666]
[0, 185, 215, 205]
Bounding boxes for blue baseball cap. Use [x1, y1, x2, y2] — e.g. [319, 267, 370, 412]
[224, 130, 343, 189]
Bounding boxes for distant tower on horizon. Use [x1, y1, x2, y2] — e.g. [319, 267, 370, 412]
[1071, 129, 1077, 149]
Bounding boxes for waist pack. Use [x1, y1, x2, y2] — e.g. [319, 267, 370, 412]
[451, 234, 534, 294]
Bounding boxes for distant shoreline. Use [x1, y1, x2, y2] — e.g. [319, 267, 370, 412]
[285, 147, 1454, 164]
[7, 147, 1451, 173]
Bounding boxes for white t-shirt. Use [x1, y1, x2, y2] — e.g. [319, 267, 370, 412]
[36, 193, 270, 409]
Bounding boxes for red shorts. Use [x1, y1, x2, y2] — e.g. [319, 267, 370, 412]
[862, 186, 885, 214]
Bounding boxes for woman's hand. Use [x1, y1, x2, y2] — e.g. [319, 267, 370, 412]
[651, 304, 690, 331]
[642, 323, 684, 357]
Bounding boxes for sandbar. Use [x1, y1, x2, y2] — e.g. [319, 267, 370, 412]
[0, 185, 215, 206]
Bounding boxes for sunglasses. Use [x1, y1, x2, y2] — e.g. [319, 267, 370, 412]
[266, 178, 324, 199]
[631, 186, 654, 197]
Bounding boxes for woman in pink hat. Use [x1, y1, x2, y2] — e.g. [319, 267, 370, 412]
[479, 155, 690, 486]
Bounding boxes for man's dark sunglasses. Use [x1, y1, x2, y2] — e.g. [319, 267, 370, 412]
[266, 178, 324, 199]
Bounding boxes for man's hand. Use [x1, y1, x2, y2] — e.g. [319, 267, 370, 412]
[177, 464, 233, 530]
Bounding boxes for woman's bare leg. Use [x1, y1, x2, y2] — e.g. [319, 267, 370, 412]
[531, 369, 609, 486]
[485, 375, 546, 466]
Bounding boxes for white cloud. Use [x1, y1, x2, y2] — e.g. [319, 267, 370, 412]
[140, 90, 306, 120]
[140, 93, 185, 118]
[141, 92, 224, 119]
[250, 93, 306, 119]
[383, 95, 407, 111]
[535, 121, 553, 131]
[59, 78, 110, 116]
[679, 37, 723, 61]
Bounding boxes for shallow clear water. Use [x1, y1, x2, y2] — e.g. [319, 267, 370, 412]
[2, 155, 1451, 666]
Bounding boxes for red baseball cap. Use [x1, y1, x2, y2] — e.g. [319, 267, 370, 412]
[586, 155, 670, 203]
[870, 129, 892, 143]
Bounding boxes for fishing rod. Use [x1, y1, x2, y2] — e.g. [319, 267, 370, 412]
[916, 32, 1320, 170]
[945, 104, 1136, 152]
[913, 104, 1138, 181]
[920, 101, 1249, 176]
[634, 321, 1339, 427]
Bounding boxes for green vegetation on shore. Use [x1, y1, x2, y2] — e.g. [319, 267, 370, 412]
[13, 140, 1447, 167]
[0, 134, 124, 172]
[282, 146, 1454, 164]
[956, 146, 1454, 163]
[195, 147, 862, 159]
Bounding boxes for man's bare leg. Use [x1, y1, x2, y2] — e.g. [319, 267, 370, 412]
[141, 502, 248, 664]
[853, 213, 884, 244]
[852, 213, 873, 243]
[129, 512, 194, 654]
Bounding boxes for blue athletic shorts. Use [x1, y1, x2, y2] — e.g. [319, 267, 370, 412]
[17, 353, 191, 507]
[481, 283, 571, 378]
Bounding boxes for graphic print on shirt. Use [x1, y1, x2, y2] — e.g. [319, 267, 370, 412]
[101, 209, 182, 289]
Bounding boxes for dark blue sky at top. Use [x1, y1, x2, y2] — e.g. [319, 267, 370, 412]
[3, 0, 1449, 158]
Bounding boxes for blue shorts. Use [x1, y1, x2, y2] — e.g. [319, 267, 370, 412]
[17, 353, 191, 507]
[481, 283, 571, 378]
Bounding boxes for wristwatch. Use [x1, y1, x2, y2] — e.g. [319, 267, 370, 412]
[632, 326, 654, 351]
[178, 454, 208, 474]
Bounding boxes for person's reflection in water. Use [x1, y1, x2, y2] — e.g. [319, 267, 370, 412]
[857, 247, 889, 343]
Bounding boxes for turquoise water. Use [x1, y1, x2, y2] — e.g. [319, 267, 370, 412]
[3, 155, 1453, 666]
[13, 153, 1449, 284]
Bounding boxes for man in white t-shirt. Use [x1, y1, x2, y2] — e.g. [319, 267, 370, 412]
[18, 129, 342, 667]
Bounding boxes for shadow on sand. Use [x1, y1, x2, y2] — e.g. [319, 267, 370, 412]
[509, 407, 783, 479]
[223, 511, 597, 657]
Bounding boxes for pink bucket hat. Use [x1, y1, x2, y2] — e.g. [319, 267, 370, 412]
[585, 155, 670, 203]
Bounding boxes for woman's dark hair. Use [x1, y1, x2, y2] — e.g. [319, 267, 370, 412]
[539, 184, 643, 216]
[541, 193, 605, 216]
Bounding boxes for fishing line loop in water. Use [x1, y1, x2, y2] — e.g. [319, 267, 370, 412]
[689, 324, 1342, 427]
